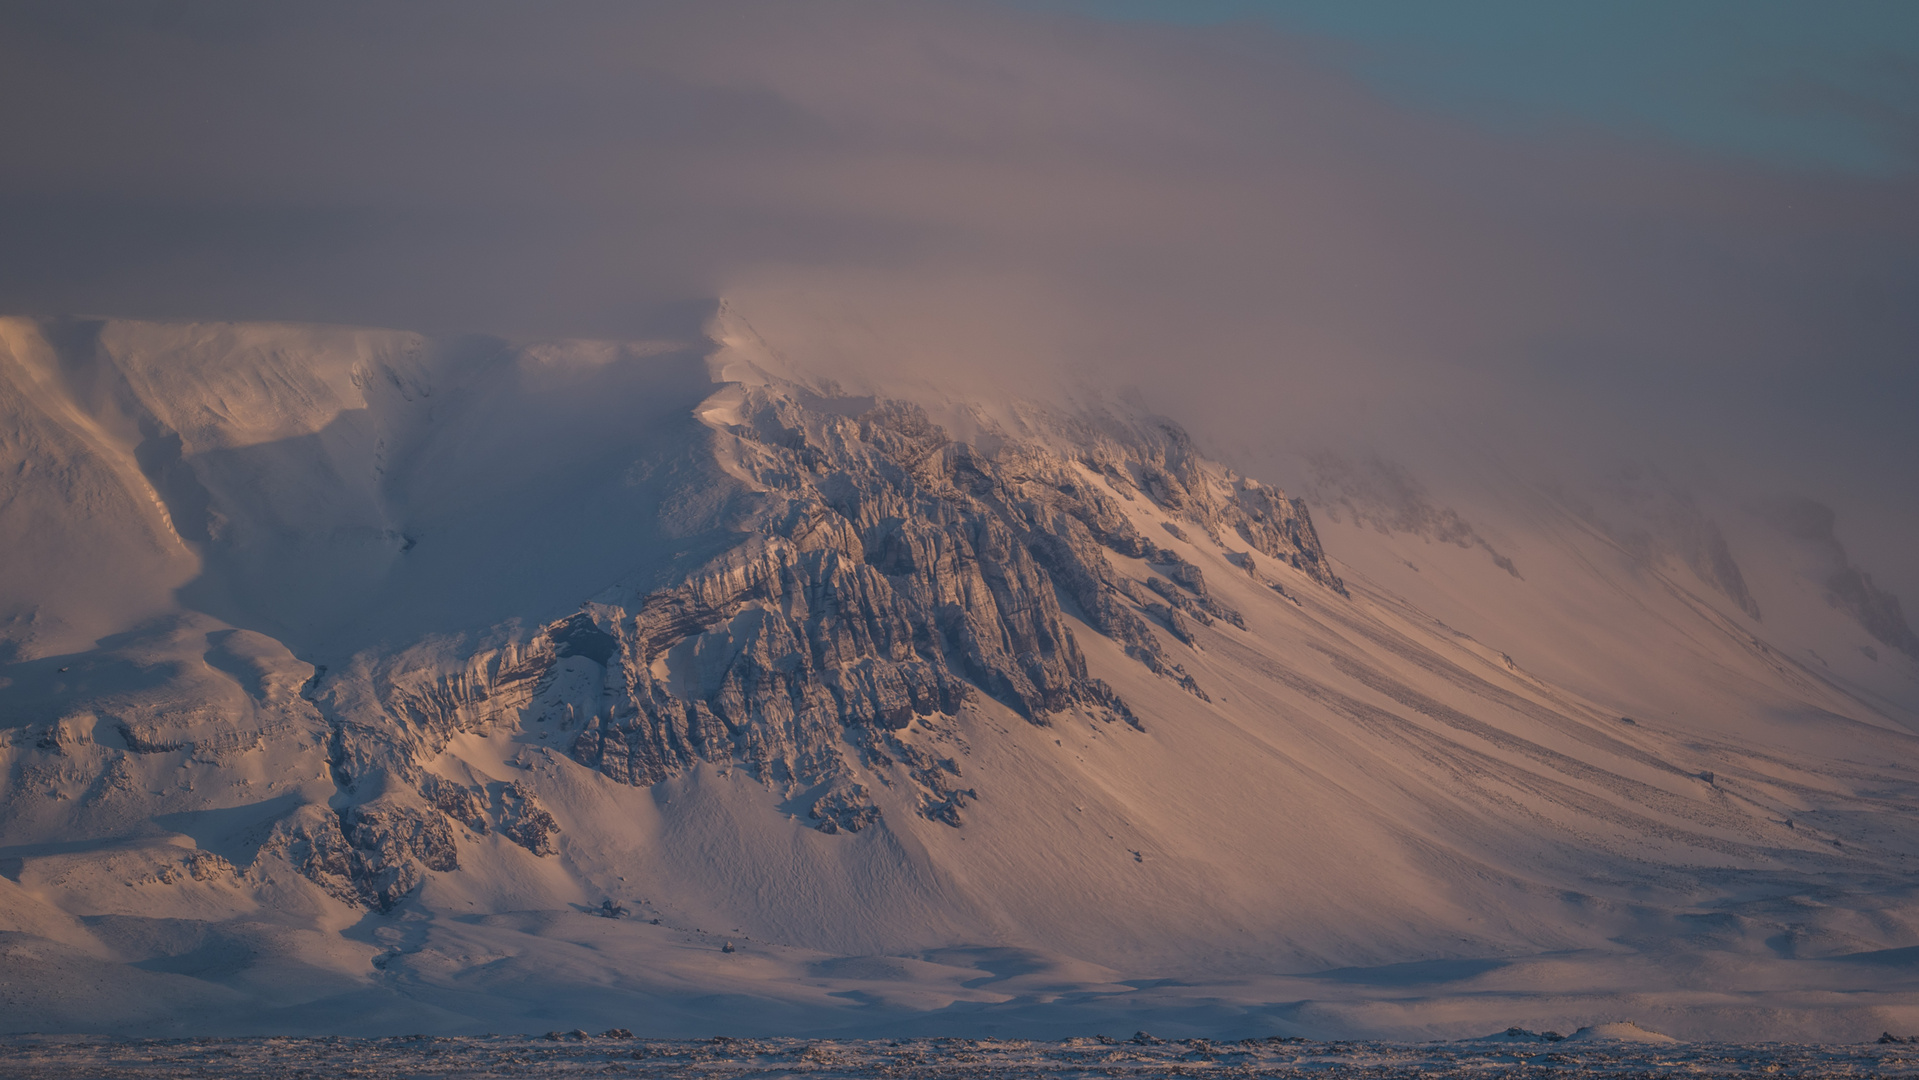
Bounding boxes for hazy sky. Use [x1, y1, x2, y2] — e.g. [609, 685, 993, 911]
[1035, 1, 1919, 174]
[1, 1, 1914, 593]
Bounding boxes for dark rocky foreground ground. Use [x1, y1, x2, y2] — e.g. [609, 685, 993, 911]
[4, 1035, 1919, 1078]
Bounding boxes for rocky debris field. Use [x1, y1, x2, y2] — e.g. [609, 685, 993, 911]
[4, 1034, 1919, 1079]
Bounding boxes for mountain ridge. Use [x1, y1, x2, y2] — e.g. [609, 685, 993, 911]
[3, 311, 1919, 1040]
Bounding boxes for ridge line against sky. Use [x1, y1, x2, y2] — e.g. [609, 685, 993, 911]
[0, 0, 1913, 600]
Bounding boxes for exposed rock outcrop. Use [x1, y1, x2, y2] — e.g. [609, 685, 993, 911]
[554, 386, 1339, 828]
[1306, 452, 1512, 581]
[421, 774, 487, 833]
[287, 378, 1343, 903]
[264, 802, 453, 912]
[1762, 497, 1919, 660]
[1586, 464, 1760, 620]
[499, 780, 560, 855]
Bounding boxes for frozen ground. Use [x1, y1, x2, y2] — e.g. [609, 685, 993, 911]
[7, 1030, 1919, 1079]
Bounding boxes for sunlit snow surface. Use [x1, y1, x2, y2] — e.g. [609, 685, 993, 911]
[4, 313, 1919, 1041]
[6, 1032, 1919, 1079]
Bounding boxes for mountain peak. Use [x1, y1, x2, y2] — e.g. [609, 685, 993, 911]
[2, 316, 1917, 1042]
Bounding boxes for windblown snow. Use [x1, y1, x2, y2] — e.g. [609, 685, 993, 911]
[1, 308, 1917, 1043]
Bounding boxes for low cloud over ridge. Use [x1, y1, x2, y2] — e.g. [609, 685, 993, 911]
[1, 0, 1913, 594]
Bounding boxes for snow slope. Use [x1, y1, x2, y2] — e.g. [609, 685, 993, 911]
[2, 309, 1918, 1042]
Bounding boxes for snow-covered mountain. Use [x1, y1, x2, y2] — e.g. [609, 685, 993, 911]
[2, 309, 1917, 1041]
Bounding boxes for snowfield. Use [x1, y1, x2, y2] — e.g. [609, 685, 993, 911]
[1, 307, 1917, 1043]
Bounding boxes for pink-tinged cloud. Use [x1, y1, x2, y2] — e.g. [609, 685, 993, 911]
[0, 0, 1912, 592]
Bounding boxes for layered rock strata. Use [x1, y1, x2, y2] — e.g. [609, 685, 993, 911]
[291, 381, 1343, 903]
[554, 389, 1341, 829]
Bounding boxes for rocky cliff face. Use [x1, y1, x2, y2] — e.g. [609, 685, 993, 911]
[561, 389, 1340, 826]
[11, 319, 1919, 1040]
[279, 379, 1345, 903]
